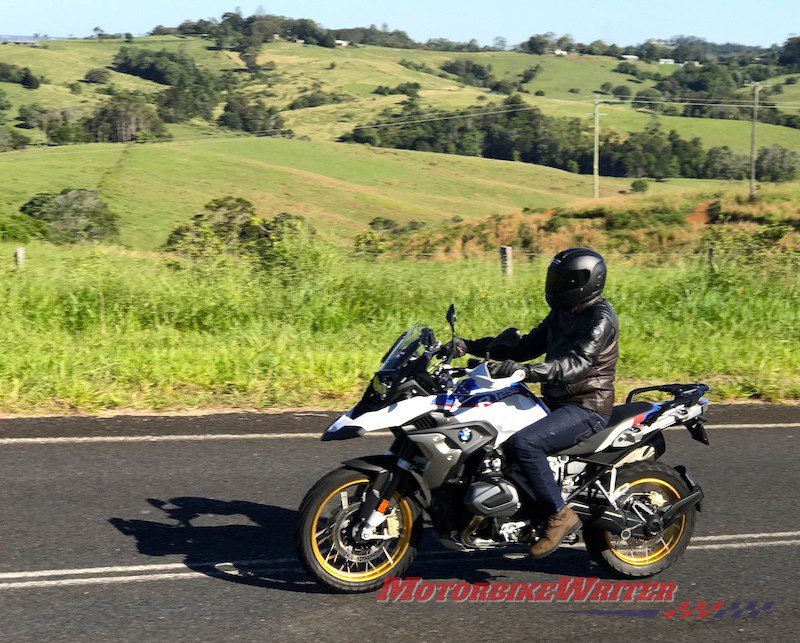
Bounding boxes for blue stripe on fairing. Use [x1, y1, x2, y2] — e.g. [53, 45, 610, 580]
[436, 382, 542, 410]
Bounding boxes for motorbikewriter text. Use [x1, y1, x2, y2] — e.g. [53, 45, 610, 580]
[376, 576, 677, 603]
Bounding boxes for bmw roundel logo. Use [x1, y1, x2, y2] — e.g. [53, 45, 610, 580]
[458, 428, 473, 443]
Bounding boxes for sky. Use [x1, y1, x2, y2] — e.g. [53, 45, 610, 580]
[2, 0, 797, 47]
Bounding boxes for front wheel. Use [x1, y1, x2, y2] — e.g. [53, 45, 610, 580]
[296, 467, 422, 593]
[583, 461, 696, 578]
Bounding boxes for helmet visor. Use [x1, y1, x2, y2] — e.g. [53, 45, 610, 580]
[546, 268, 590, 294]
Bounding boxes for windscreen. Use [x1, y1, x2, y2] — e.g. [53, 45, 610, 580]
[379, 324, 423, 371]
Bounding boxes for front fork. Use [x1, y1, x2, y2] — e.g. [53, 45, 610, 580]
[353, 439, 418, 541]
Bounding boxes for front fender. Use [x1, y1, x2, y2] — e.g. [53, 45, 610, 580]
[342, 455, 431, 510]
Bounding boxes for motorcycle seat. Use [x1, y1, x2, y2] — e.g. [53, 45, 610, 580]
[554, 402, 655, 456]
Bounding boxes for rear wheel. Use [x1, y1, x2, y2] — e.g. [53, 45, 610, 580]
[583, 462, 695, 578]
[296, 467, 422, 593]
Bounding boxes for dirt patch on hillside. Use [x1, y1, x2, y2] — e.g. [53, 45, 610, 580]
[687, 200, 711, 228]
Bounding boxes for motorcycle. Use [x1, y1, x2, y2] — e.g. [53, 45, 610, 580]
[296, 305, 709, 593]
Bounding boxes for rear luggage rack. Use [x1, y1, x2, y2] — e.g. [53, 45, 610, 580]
[626, 383, 709, 407]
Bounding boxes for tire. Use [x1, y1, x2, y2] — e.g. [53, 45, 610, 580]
[296, 467, 422, 593]
[583, 461, 696, 578]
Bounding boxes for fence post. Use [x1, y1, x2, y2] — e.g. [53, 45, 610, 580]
[13, 247, 25, 270]
[499, 246, 513, 278]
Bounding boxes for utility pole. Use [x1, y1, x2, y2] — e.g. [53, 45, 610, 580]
[749, 82, 762, 202]
[593, 95, 601, 199]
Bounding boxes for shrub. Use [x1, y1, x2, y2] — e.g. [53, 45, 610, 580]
[0, 210, 47, 241]
[165, 196, 335, 281]
[84, 68, 111, 84]
[534, 90, 545, 96]
[631, 179, 649, 193]
[612, 85, 632, 100]
[0, 126, 30, 151]
[20, 68, 40, 89]
[287, 90, 350, 110]
[18, 189, 119, 243]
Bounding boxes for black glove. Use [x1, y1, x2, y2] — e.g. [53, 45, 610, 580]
[488, 360, 525, 379]
[439, 337, 468, 358]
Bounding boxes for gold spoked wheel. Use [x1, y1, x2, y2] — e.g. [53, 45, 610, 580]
[604, 478, 685, 565]
[309, 477, 414, 583]
[583, 462, 696, 578]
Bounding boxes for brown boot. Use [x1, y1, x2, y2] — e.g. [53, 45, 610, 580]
[530, 506, 580, 559]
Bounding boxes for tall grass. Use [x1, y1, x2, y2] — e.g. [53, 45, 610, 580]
[1, 242, 798, 412]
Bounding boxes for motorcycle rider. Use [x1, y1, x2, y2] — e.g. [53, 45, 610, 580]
[450, 248, 618, 558]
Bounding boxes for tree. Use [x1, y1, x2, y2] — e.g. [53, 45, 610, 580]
[217, 93, 285, 133]
[84, 68, 111, 84]
[84, 93, 167, 142]
[124, 33, 133, 42]
[19, 189, 119, 243]
[632, 88, 664, 110]
[556, 35, 574, 51]
[0, 127, 30, 151]
[166, 197, 333, 280]
[612, 85, 632, 100]
[522, 33, 552, 54]
[703, 146, 748, 180]
[778, 37, 800, 68]
[755, 145, 799, 182]
[20, 68, 40, 89]
[492, 36, 507, 51]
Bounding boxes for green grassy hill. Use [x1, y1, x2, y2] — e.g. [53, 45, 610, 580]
[4, 37, 800, 154]
[0, 135, 729, 249]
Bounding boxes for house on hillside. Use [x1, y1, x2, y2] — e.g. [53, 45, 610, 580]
[658, 58, 676, 65]
[620, 54, 639, 61]
[1, 38, 39, 46]
[334, 39, 350, 47]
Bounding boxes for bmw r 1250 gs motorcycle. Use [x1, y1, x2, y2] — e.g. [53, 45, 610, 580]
[297, 305, 709, 593]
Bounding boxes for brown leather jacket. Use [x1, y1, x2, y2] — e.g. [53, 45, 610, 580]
[465, 298, 619, 416]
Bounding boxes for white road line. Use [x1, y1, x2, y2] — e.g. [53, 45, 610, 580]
[689, 539, 800, 550]
[692, 531, 800, 542]
[0, 432, 345, 444]
[1, 532, 798, 588]
[0, 422, 797, 445]
[0, 559, 294, 580]
[0, 571, 217, 590]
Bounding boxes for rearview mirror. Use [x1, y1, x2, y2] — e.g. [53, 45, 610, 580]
[420, 327, 436, 347]
[445, 304, 456, 333]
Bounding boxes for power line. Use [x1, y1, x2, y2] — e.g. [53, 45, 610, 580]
[4, 93, 800, 157]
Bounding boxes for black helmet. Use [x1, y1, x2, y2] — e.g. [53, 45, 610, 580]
[545, 248, 606, 311]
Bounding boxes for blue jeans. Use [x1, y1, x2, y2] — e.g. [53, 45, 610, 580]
[507, 404, 610, 515]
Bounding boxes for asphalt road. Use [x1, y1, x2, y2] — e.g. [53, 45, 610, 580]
[1, 404, 798, 642]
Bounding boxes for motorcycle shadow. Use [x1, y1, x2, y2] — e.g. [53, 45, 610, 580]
[110, 496, 324, 593]
[110, 497, 611, 594]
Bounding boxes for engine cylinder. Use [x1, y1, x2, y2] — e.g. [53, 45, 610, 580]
[464, 478, 521, 517]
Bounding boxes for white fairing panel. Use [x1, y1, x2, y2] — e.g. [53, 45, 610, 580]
[447, 393, 547, 447]
[323, 361, 548, 446]
[325, 396, 438, 436]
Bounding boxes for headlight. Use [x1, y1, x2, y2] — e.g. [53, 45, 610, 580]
[372, 374, 389, 397]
